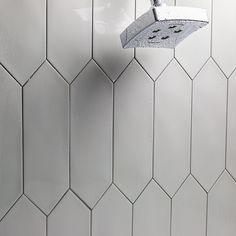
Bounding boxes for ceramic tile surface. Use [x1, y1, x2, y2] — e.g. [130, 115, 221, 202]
[48, 0, 92, 82]
[114, 60, 153, 202]
[0, 67, 22, 220]
[24, 62, 69, 214]
[0, 0, 45, 84]
[71, 61, 112, 208]
[192, 59, 227, 191]
[154, 60, 191, 196]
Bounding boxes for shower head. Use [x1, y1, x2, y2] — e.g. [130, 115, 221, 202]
[120, 0, 209, 49]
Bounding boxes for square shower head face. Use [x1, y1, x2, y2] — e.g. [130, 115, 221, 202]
[120, 6, 209, 49]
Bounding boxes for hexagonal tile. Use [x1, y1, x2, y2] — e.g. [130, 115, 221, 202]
[93, 0, 134, 81]
[172, 176, 207, 236]
[133, 181, 171, 236]
[114, 60, 153, 202]
[71, 61, 112, 208]
[208, 172, 236, 236]
[0, 0, 45, 85]
[192, 59, 227, 191]
[135, 0, 174, 80]
[175, 0, 211, 78]
[48, 0, 92, 82]
[0, 66, 22, 219]
[212, 0, 236, 77]
[48, 191, 90, 236]
[24, 62, 69, 214]
[154, 60, 191, 196]
[0, 196, 46, 236]
[92, 185, 132, 236]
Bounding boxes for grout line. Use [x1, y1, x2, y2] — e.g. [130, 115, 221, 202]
[46, 215, 48, 236]
[113, 183, 133, 204]
[134, 0, 137, 59]
[90, 209, 93, 236]
[131, 204, 134, 236]
[169, 198, 173, 236]
[46, 0, 48, 59]
[69, 85, 71, 188]
[191, 174, 208, 194]
[224, 78, 229, 169]
[152, 178, 171, 199]
[24, 194, 47, 216]
[174, 58, 192, 80]
[211, 57, 228, 79]
[112, 83, 115, 183]
[205, 193, 209, 236]
[208, 169, 224, 193]
[226, 169, 236, 183]
[133, 179, 152, 204]
[210, 0, 213, 57]
[70, 188, 92, 211]
[152, 82, 156, 178]
[189, 79, 193, 173]
[172, 173, 190, 198]
[91, 0, 94, 59]
[21, 87, 25, 194]
[192, 57, 210, 81]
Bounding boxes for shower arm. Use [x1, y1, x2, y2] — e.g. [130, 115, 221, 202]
[150, 0, 162, 7]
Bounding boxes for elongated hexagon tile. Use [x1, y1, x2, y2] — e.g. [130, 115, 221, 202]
[227, 71, 236, 179]
[0, 66, 22, 220]
[24, 62, 69, 214]
[0, 196, 46, 236]
[135, 0, 174, 80]
[175, 0, 211, 78]
[133, 181, 171, 236]
[208, 172, 236, 236]
[114, 60, 153, 202]
[172, 176, 206, 236]
[71, 61, 112, 208]
[93, 185, 132, 236]
[94, 0, 134, 81]
[0, 0, 45, 85]
[48, 0, 92, 83]
[192, 59, 227, 191]
[48, 191, 90, 236]
[154, 60, 191, 196]
[212, 0, 236, 77]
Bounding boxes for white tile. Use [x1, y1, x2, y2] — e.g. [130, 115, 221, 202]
[208, 172, 236, 236]
[0, 0, 45, 85]
[212, 0, 236, 77]
[48, 191, 90, 236]
[0, 66, 22, 219]
[133, 181, 170, 236]
[192, 59, 227, 191]
[175, 0, 211, 78]
[154, 60, 191, 196]
[93, 185, 132, 236]
[135, 0, 174, 80]
[48, 0, 92, 83]
[71, 61, 112, 208]
[0, 196, 46, 236]
[24, 62, 69, 214]
[114, 60, 153, 202]
[172, 176, 206, 236]
[94, 0, 134, 81]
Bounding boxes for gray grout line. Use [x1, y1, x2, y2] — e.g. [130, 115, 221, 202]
[152, 82, 156, 178]
[70, 188, 92, 211]
[24, 194, 47, 216]
[134, 0, 137, 59]
[226, 169, 236, 183]
[205, 193, 209, 236]
[152, 178, 172, 199]
[169, 198, 173, 236]
[192, 57, 211, 81]
[113, 183, 133, 205]
[21, 87, 25, 195]
[91, 0, 94, 59]
[46, 215, 48, 236]
[189, 79, 193, 173]
[68, 85, 71, 189]
[131, 203, 134, 236]
[90, 209, 93, 236]
[211, 57, 228, 79]
[210, 0, 213, 57]
[191, 174, 208, 194]
[112, 82, 115, 183]
[172, 173, 191, 198]
[46, 0, 48, 59]
[208, 169, 225, 193]
[225, 78, 229, 169]
[174, 57, 192, 80]
[133, 179, 152, 204]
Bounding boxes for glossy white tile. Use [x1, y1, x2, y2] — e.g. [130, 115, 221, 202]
[0, 0, 45, 85]
[208, 172, 236, 236]
[0, 196, 46, 236]
[48, 191, 90, 236]
[48, 0, 92, 83]
[24, 62, 69, 214]
[93, 0, 134, 81]
[154, 60, 191, 196]
[114, 60, 153, 202]
[0, 66, 22, 220]
[71, 61, 112, 208]
[92, 185, 132, 236]
[133, 181, 170, 236]
[192, 59, 227, 191]
[172, 176, 206, 236]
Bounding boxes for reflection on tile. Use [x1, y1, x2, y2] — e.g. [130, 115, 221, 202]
[71, 61, 112, 208]
[175, 0, 211, 78]
[0, 0, 45, 84]
[172, 176, 206, 236]
[0, 196, 46, 236]
[0, 67, 22, 219]
[212, 0, 236, 77]
[208, 172, 236, 236]
[93, 185, 132, 236]
[133, 181, 170, 236]
[94, 0, 134, 81]
[24, 62, 69, 214]
[48, 191, 90, 236]
[48, 0, 92, 82]
[192, 59, 227, 191]
[114, 61, 153, 202]
[154, 60, 191, 196]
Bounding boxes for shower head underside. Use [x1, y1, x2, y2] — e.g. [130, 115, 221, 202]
[120, 3, 209, 49]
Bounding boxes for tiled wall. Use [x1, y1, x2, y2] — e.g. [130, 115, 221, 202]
[0, 0, 236, 235]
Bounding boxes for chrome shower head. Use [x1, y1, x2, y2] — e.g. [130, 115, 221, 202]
[120, 0, 209, 49]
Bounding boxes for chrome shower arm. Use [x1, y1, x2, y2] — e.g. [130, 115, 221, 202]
[151, 0, 162, 6]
